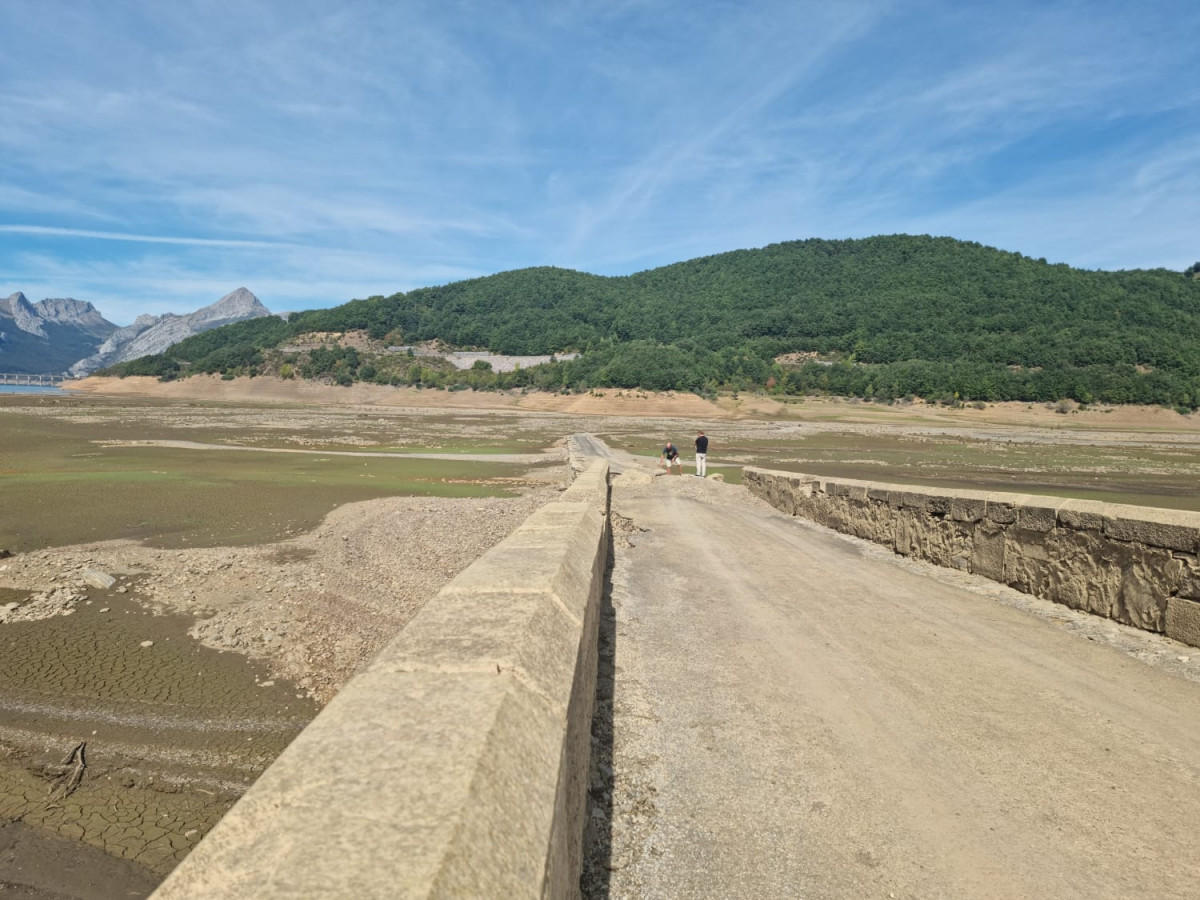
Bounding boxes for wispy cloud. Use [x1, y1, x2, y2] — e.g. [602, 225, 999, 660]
[0, 225, 308, 250]
[1, 0, 1197, 321]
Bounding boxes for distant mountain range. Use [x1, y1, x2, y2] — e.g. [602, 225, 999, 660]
[0, 288, 271, 375]
[69, 288, 271, 376]
[0, 294, 116, 374]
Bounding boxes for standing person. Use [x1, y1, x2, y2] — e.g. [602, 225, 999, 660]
[660, 440, 683, 475]
[694, 430, 709, 477]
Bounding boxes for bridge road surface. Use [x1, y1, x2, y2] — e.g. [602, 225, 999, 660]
[595, 472, 1200, 899]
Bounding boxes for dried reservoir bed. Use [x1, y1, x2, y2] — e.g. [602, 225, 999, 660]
[0, 395, 568, 896]
[3, 390, 1200, 895]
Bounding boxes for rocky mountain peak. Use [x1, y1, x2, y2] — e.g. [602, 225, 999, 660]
[2, 291, 49, 337]
[1, 291, 117, 372]
[68, 288, 272, 376]
[2, 291, 30, 311]
[33, 298, 114, 338]
[198, 288, 270, 324]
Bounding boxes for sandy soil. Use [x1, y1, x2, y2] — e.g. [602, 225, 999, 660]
[66, 374, 1200, 432]
[0, 478, 568, 705]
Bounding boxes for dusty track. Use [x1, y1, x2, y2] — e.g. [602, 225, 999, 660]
[597, 474, 1200, 898]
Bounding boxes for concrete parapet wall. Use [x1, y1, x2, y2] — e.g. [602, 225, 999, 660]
[154, 461, 611, 899]
[744, 467, 1200, 648]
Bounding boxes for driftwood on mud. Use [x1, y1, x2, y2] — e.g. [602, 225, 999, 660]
[44, 740, 87, 806]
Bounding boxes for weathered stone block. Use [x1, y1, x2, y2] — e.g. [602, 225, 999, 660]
[372, 589, 584, 713]
[1057, 499, 1111, 533]
[925, 494, 950, 517]
[1105, 509, 1200, 553]
[1166, 597, 1200, 648]
[950, 496, 986, 523]
[894, 511, 915, 556]
[900, 491, 949, 516]
[1114, 550, 1182, 632]
[1178, 569, 1200, 601]
[844, 483, 870, 501]
[986, 498, 1017, 525]
[1016, 501, 1062, 534]
[1034, 529, 1114, 618]
[971, 524, 1005, 581]
[440, 525, 602, 621]
[154, 672, 565, 899]
[1003, 532, 1060, 595]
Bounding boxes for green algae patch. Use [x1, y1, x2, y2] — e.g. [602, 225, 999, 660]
[0, 409, 533, 552]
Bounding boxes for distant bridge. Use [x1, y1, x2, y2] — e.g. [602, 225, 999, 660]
[0, 372, 68, 386]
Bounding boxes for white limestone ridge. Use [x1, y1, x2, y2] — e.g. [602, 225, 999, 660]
[36, 297, 116, 341]
[1, 292, 48, 337]
[70, 288, 271, 376]
[1, 292, 115, 340]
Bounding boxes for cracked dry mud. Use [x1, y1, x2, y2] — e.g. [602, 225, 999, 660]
[0, 471, 567, 894]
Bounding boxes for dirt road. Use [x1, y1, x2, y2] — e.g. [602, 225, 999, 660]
[597, 474, 1200, 899]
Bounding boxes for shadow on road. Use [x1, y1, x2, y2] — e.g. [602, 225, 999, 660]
[580, 524, 616, 898]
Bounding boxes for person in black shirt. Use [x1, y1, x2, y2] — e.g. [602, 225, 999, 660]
[694, 430, 709, 477]
[660, 441, 683, 475]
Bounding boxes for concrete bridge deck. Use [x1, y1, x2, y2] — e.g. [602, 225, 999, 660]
[596, 473, 1200, 899]
[0, 372, 67, 385]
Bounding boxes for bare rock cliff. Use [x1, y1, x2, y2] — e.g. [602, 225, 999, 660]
[70, 288, 271, 376]
[1, 293, 117, 373]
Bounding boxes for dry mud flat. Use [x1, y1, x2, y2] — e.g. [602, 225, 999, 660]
[0, 474, 567, 895]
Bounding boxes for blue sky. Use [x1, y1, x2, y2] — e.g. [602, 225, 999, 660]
[1, 1, 1197, 325]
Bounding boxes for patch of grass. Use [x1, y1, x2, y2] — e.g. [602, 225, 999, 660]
[0, 409, 533, 552]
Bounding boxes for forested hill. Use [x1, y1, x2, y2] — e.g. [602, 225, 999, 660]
[109, 235, 1200, 407]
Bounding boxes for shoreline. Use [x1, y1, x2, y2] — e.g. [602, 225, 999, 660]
[62, 374, 1200, 432]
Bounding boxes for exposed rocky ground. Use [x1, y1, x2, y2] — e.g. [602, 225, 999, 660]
[0, 473, 568, 705]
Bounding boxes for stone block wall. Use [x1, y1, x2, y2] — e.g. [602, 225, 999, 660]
[744, 467, 1200, 648]
[154, 461, 611, 899]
